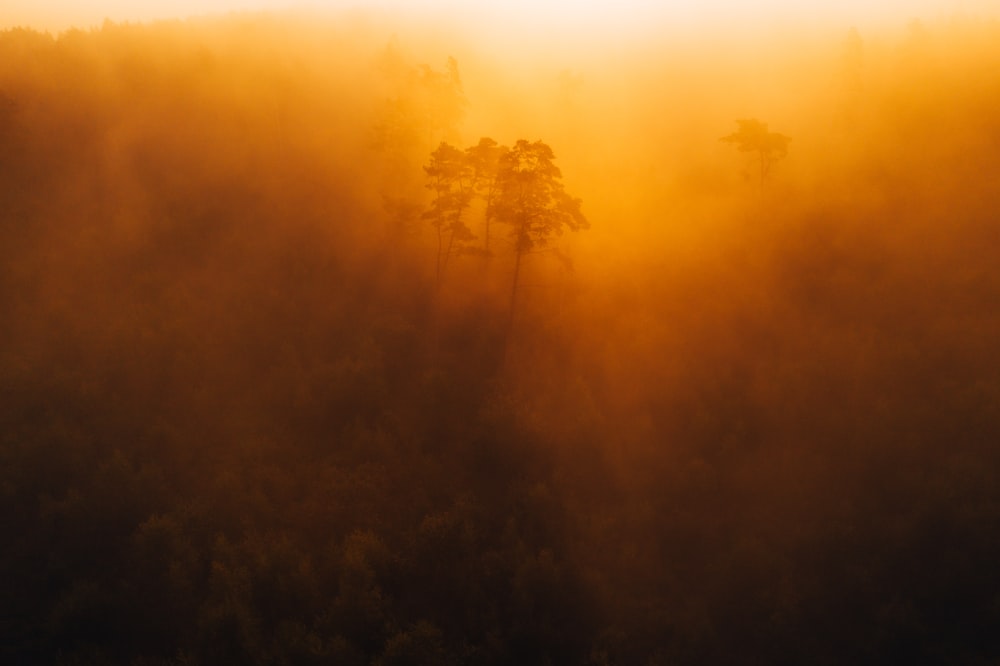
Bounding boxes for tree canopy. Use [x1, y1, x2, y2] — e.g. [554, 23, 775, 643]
[721, 118, 791, 185]
[489, 139, 588, 355]
[492, 139, 588, 253]
[423, 141, 476, 284]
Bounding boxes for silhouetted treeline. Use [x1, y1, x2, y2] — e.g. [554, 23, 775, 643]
[2, 14, 1000, 665]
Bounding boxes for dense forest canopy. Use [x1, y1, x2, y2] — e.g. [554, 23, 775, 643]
[2, 9, 1000, 665]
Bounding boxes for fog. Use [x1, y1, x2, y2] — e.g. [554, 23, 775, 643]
[7, 0, 994, 36]
[2, 8, 1000, 664]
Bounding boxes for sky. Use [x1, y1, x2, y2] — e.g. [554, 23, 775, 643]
[3, 0, 997, 34]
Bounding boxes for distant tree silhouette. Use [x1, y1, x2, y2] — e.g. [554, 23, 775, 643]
[721, 118, 790, 186]
[423, 141, 476, 285]
[374, 52, 467, 180]
[424, 57, 466, 145]
[492, 140, 587, 356]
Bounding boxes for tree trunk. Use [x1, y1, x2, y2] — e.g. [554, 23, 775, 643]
[484, 216, 490, 260]
[442, 223, 456, 276]
[502, 222, 527, 367]
[435, 221, 443, 287]
[483, 185, 496, 265]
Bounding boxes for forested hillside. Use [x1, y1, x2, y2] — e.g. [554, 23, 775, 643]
[2, 14, 1000, 665]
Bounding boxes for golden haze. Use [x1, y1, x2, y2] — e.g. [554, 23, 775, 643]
[2, 4, 1000, 664]
[4, 0, 993, 33]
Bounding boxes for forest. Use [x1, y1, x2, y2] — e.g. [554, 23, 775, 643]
[2, 10, 1000, 665]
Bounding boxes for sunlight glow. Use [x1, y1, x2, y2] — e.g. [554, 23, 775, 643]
[4, 0, 996, 33]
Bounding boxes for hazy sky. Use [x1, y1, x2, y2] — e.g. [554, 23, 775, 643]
[3, 0, 997, 33]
